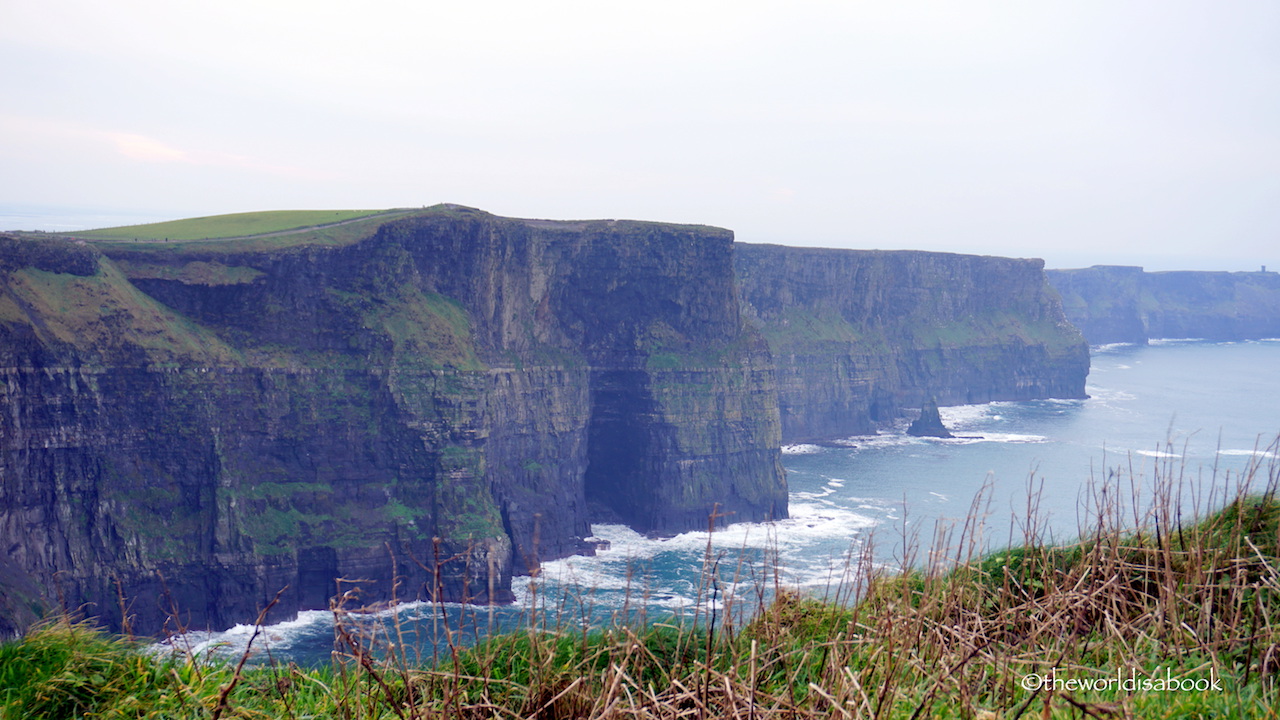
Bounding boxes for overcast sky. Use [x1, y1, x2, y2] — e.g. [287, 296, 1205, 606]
[2, 1, 1276, 270]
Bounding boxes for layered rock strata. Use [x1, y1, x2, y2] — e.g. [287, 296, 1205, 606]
[735, 244, 1090, 441]
[0, 209, 787, 635]
[1, 213, 1098, 638]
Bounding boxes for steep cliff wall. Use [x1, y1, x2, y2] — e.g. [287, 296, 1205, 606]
[0, 209, 786, 635]
[1, 211, 1107, 637]
[1047, 266, 1280, 344]
[735, 245, 1089, 442]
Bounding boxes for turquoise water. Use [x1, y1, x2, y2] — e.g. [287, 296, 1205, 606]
[172, 339, 1280, 665]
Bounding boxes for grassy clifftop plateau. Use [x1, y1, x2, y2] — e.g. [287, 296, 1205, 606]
[16, 207, 468, 254]
[56, 208, 399, 241]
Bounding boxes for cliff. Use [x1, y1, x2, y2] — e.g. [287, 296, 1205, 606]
[1, 210, 1098, 638]
[1047, 266, 1280, 345]
[0, 208, 786, 636]
[735, 245, 1089, 442]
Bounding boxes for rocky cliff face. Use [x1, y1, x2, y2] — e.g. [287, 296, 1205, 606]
[0, 209, 786, 636]
[735, 245, 1089, 442]
[1, 212, 1096, 638]
[1047, 266, 1280, 344]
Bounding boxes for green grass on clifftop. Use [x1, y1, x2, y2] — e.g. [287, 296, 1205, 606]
[64, 209, 397, 242]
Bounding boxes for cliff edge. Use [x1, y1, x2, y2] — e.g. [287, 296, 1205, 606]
[0, 210, 1097, 638]
[0, 208, 786, 636]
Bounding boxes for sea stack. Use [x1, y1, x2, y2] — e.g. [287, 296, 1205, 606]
[907, 398, 954, 438]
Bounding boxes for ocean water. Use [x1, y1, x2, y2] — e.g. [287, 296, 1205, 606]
[167, 339, 1280, 665]
[0, 207, 173, 233]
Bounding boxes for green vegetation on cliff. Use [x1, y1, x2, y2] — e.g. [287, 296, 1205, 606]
[736, 244, 1089, 440]
[0, 208, 1088, 643]
[2, 259, 241, 364]
[63, 209, 394, 241]
[91, 212, 419, 254]
[2, 207, 790, 634]
[50, 206, 509, 254]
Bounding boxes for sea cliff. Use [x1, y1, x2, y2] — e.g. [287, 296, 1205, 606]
[0, 208, 786, 636]
[1, 209, 1092, 638]
[736, 245, 1089, 441]
[1047, 266, 1280, 344]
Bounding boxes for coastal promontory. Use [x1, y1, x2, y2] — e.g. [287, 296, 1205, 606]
[1, 208, 1091, 637]
[0, 207, 787, 635]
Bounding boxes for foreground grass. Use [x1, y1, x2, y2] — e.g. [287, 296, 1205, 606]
[3, 464, 1278, 718]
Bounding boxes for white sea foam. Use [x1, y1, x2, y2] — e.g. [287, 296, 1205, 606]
[1093, 342, 1137, 353]
[836, 433, 918, 451]
[543, 505, 881, 595]
[914, 431, 1047, 446]
[794, 486, 837, 500]
[783, 501, 880, 536]
[157, 608, 335, 661]
[781, 444, 825, 455]
[528, 555, 647, 593]
[1135, 449, 1182, 459]
[1083, 386, 1138, 409]
[842, 496, 897, 514]
[1039, 397, 1086, 407]
[938, 403, 997, 428]
[652, 593, 725, 614]
[784, 551, 878, 591]
[1218, 448, 1279, 459]
[962, 432, 1047, 444]
[515, 505, 883, 618]
[528, 516, 829, 594]
[1149, 337, 1207, 345]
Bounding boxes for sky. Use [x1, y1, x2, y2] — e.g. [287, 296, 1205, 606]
[1, 0, 1277, 270]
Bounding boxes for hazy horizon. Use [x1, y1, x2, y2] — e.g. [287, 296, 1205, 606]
[3, 1, 1276, 273]
[0, 202, 1272, 274]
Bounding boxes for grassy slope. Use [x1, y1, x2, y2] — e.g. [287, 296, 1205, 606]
[91, 207, 481, 255]
[3, 259, 241, 364]
[63, 209, 395, 242]
[3, 466, 1277, 719]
